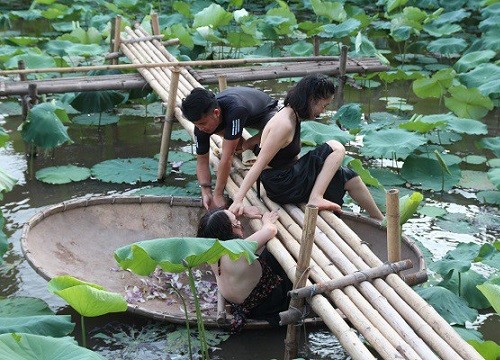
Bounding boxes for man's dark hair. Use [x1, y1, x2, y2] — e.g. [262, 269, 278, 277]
[181, 87, 218, 123]
[197, 208, 240, 240]
[284, 74, 335, 119]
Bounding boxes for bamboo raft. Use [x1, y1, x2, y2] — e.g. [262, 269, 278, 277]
[114, 23, 482, 360]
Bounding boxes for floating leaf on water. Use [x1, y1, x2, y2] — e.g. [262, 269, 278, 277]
[72, 113, 119, 126]
[35, 165, 91, 185]
[0, 101, 22, 116]
[477, 190, 500, 205]
[459, 170, 496, 191]
[435, 212, 477, 234]
[487, 168, 500, 190]
[418, 206, 447, 218]
[91, 158, 160, 184]
[360, 128, 427, 160]
[463, 155, 487, 165]
[170, 129, 193, 142]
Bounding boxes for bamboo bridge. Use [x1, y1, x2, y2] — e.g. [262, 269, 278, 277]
[1, 17, 483, 360]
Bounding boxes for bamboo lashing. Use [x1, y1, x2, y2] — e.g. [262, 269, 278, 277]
[117, 25, 482, 360]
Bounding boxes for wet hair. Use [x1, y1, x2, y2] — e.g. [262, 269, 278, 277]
[197, 208, 240, 240]
[181, 87, 218, 123]
[284, 74, 335, 119]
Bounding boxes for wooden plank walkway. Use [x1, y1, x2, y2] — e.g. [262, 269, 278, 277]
[118, 25, 483, 360]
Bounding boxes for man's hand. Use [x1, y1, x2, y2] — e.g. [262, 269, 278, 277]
[212, 193, 227, 209]
[201, 189, 213, 210]
[243, 205, 262, 219]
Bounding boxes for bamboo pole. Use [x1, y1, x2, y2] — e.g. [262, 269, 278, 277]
[386, 189, 401, 262]
[111, 16, 122, 65]
[218, 75, 227, 91]
[290, 259, 413, 299]
[336, 45, 348, 109]
[283, 204, 318, 360]
[150, 12, 160, 36]
[0, 56, 356, 76]
[157, 67, 180, 180]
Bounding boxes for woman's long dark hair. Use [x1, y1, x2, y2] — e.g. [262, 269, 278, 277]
[197, 208, 239, 240]
[284, 74, 335, 119]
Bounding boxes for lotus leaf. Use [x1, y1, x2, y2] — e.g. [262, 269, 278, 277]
[35, 165, 91, 185]
[477, 137, 500, 157]
[21, 102, 72, 150]
[0, 315, 74, 338]
[477, 190, 500, 205]
[459, 170, 496, 191]
[91, 158, 159, 184]
[487, 158, 500, 168]
[366, 168, 406, 187]
[412, 68, 455, 99]
[193, 4, 232, 29]
[390, 26, 411, 42]
[436, 212, 478, 234]
[311, 0, 347, 22]
[347, 159, 382, 188]
[0, 168, 17, 193]
[4, 53, 56, 70]
[284, 41, 313, 56]
[0, 333, 106, 360]
[0, 101, 22, 116]
[438, 270, 491, 309]
[468, 339, 500, 360]
[479, 15, 500, 33]
[72, 113, 119, 126]
[432, 9, 469, 25]
[133, 185, 191, 196]
[300, 121, 354, 146]
[418, 206, 447, 218]
[179, 160, 196, 175]
[320, 18, 360, 39]
[415, 286, 478, 325]
[458, 63, 500, 97]
[155, 150, 194, 163]
[423, 23, 461, 37]
[331, 103, 362, 130]
[487, 168, 500, 189]
[378, 69, 424, 83]
[71, 91, 125, 114]
[399, 118, 446, 133]
[400, 155, 460, 191]
[424, 129, 462, 145]
[227, 32, 261, 48]
[454, 50, 496, 73]
[360, 128, 427, 160]
[445, 117, 488, 135]
[445, 85, 494, 120]
[64, 43, 105, 57]
[114, 237, 258, 275]
[427, 37, 467, 55]
[477, 277, 500, 314]
[48, 275, 127, 318]
[266, 6, 297, 36]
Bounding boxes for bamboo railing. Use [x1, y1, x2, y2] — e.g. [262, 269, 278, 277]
[117, 23, 482, 360]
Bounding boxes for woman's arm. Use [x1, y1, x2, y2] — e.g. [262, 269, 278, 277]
[245, 211, 279, 250]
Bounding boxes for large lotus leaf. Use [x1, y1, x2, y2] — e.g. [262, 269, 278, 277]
[487, 168, 500, 189]
[114, 237, 258, 275]
[72, 113, 119, 126]
[399, 118, 447, 133]
[440, 270, 491, 309]
[432, 9, 469, 25]
[367, 168, 406, 187]
[454, 50, 496, 73]
[331, 103, 362, 130]
[459, 170, 496, 190]
[36, 165, 91, 185]
[21, 102, 72, 149]
[179, 160, 196, 175]
[414, 286, 478, 325]
[4, 53, 56, 70]
[44, 40, 74, 57]
[0, 168, 17, 193]
[48, 275, 127, 318]
[0, 333, 106, 360]
[91, 158, 159, 184]
[285, 41, 313, 56]
[435, 212, 477, 234]
[468, 340, 500, 360]
[477, 137, 500, 157]
[311, 0, 347, 22]
[0, 297, 54, 317]
[412, 68, 455, 98]
[5, 36, 40, 47]
[479, 15, 500, 32]
[477, 277, 500, 314]
[154, 150, 194, 163]
[300, 121, 354, 146]
[423, 23, 462, 37]
[378, 69, 424, 83]
[0, 316, 74, 337]
[64, 43, 105, 57]
[400, 155, 461, 191]
[445, 85, 494, 120]
[427, 37, 467, 55]
[360, 128, 427, 160]
[192, 4, 232, 29]
[458, 63, 500, 97]
[227, 32, 261, 48]
[320, 18, 360, 38]
[347, 159, 382, 188]
[71, 91, 125, 114]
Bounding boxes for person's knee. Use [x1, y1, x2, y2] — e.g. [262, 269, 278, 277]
[326, 140, 345, 156]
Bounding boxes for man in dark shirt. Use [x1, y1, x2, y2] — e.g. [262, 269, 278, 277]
[181, 87, 278, 209]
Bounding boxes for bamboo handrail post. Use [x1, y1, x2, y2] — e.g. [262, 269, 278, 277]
[218, 75, 227, 91]
[111, 16, 122, 65]
[28, 83, 39, 108]
[313, 36, 320, 56]
[18, 60, 29, 120]
[387, 189, 401, 262]
[157, 67, 180, 180]
[150, 12, 160, 36]
[336, 45, 348, 109]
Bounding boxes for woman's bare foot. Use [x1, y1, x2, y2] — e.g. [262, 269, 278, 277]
[307, 197, 342, 213]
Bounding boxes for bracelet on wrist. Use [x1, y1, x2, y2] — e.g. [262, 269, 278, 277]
[199, 183, 212, 188]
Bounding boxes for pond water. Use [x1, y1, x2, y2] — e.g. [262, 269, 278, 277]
[0, 78, 499, 359]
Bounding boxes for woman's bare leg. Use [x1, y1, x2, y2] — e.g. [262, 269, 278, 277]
[345, 177, 384, 220]
[307, 140, 345, 212]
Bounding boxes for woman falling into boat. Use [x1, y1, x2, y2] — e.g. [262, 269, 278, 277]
[197, 207, 292, 333]
[229, 73, 384, 221]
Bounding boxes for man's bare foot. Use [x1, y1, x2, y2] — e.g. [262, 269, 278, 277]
[307, 198, 342, 213]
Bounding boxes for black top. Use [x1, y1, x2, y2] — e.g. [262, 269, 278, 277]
[194, 87, 278, 155]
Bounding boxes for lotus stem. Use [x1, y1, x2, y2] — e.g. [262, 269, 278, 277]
[186, 266, 210, 360]
[168, 284, 193, 360]
[81, 314, 87, 348]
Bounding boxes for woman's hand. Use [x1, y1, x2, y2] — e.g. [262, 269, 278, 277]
[242, 205, 262, 219]
[228, 198, 245, 216]
[261, 210, 279, 236]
